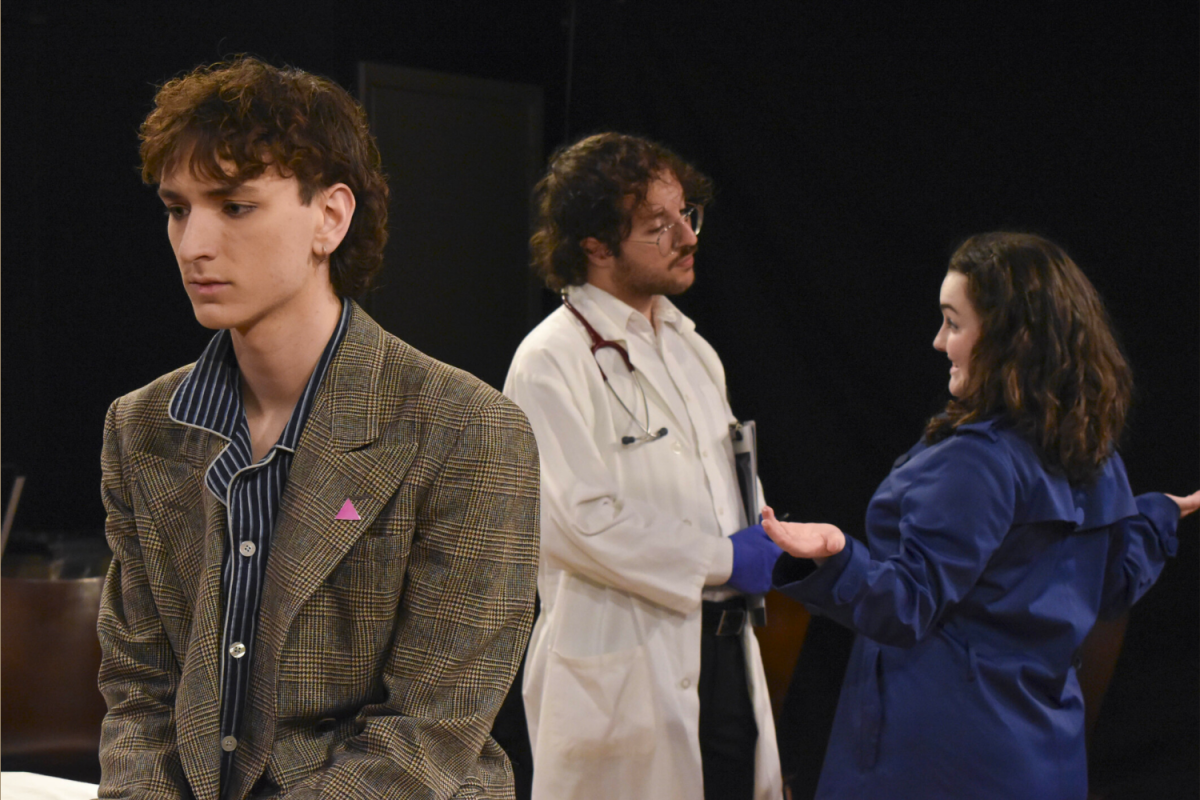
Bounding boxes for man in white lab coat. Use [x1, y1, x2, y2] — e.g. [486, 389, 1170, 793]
[504, 132, 784, 800]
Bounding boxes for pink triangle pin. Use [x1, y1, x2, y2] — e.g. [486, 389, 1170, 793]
[335, 499, 361, 521]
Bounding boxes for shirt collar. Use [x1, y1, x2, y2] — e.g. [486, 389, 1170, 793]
[168, 329, 242, 440]
[169, 299, 352, 449]
[653, 295, 693, 333]
[573, 283, 696, 338]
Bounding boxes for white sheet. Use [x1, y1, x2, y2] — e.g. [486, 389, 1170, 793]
[1, 772, 98, 800]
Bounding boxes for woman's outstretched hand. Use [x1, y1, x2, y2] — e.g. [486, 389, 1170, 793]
[761, 506, 846, 563]
[1165, 490, 1200, 520]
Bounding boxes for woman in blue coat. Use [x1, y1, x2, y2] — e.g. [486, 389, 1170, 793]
[763, 232, 1199, 800]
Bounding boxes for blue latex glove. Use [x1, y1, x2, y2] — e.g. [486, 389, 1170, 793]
[728, 524, 784, 595]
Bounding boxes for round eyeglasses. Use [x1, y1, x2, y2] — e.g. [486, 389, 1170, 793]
[627, 205, 704, 256]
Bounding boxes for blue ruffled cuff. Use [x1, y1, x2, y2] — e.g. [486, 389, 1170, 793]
[1137, 492, 1181, 558]
[772, 536, 862, 605]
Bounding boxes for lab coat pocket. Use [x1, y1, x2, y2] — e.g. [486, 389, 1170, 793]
[541, 643, 657, 760]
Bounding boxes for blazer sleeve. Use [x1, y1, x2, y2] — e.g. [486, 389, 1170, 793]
[773, 434, 1017, 648]
[1098, 492, 1180, 619]
[96, 399, 192, 799]
[282, 396, 541, 800]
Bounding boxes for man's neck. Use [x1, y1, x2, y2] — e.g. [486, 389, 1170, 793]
[230, 291, 342, 425]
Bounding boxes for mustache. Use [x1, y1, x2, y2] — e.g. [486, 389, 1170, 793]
[672, 243, 698, 265]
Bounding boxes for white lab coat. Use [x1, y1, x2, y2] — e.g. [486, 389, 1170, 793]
[504, 284, 782, 800]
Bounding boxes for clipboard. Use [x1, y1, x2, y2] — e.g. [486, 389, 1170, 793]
[731, 421, 768, 627]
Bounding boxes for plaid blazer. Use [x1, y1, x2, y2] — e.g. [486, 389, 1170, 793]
[97, 303, 540, 800]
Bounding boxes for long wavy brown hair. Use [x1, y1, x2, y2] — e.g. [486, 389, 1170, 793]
[925, 232, 1132, 483]
[139, 56, 389, 299]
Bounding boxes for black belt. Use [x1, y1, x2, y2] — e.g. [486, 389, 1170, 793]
[703, 596, 753, 637]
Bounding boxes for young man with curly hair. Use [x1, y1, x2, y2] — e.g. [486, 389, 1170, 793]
[504, 132, 783, 799]
[98, 57, 540, 800]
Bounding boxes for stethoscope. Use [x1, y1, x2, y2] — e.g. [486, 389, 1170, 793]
[561, 294, 669, 446]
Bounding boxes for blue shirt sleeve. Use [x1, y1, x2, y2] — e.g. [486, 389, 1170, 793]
[774, 432, 1016, 647]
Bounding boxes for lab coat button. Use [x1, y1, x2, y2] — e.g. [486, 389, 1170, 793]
[239, 541, 257, 557]
[679, 678, 691, 689]
[221, 736, 238, 752]
[671, 441, 684, 455]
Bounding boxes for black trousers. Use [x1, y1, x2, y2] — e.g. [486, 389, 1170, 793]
[699, 598, 759, 800]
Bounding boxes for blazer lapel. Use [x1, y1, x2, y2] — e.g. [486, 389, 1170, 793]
[131, 427, 229, 800]
[175, 485, 230, 800]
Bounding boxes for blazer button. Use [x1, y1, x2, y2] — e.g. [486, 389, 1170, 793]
[239, 541, 257, 557]
[221, 735, 238, 752]
[314, 717, 339, 734]
[228, 642, 246, 659]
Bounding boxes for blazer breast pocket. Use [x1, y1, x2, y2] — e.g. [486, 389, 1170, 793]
[290, 528, 414, 702]
[324, 526, 413, 597]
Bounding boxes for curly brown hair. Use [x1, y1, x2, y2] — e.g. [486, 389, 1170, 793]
[139, 56, 389, 299]
[925, 232, 1133, 483]
[530, 132, 714, 291]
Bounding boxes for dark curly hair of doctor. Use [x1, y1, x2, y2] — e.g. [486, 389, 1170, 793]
[530, 132, 714, 291]
[139, 55, 389, 299]
[925, 232, 1133, 484]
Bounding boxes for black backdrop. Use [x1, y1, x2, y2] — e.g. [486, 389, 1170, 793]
[4, 2, 1196, 796]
